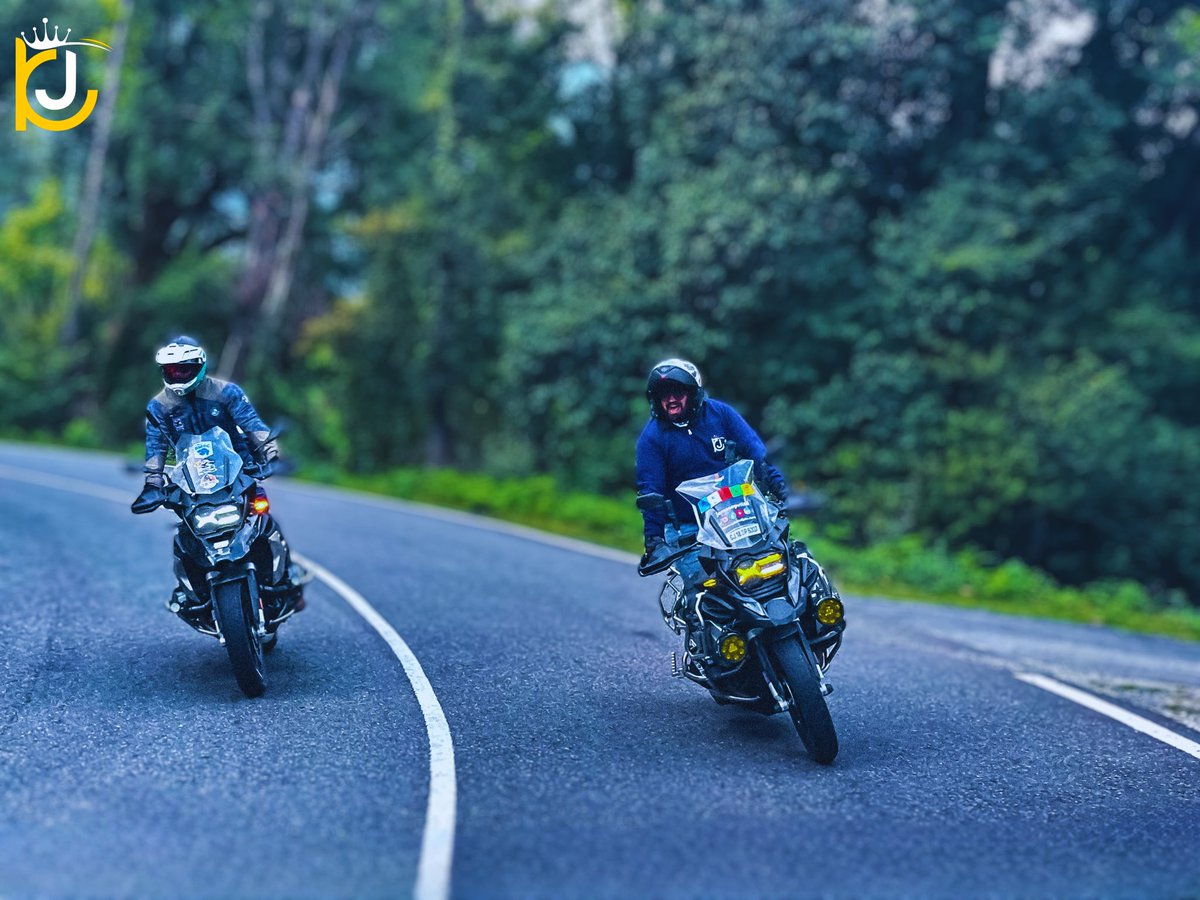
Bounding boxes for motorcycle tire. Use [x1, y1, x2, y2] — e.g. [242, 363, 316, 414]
[771, 636, 838, 764]
[212, 578, 266, 698]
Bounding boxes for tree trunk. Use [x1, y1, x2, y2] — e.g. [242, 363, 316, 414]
[216, 2, 373, 382]
[61, 0, 134, 348]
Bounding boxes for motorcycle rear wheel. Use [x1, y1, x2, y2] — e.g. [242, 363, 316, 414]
[213, 578, 266, 697]
[772, 636, 838, 764]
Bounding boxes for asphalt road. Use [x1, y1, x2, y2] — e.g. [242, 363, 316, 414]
[2, 442, 1198, 899]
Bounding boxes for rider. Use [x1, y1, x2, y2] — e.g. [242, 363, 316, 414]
[130, 335, 306, 613]
[635, 358, 791, 592]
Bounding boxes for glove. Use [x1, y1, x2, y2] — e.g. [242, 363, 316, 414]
[262, 440, 280, 463]
[131, 479, 165, 514]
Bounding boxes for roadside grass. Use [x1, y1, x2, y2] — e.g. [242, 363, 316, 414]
[299, 463, 1200, 642]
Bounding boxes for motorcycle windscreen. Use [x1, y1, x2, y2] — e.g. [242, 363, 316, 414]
[675, 458, 778, 550]
[170, 427, 244, 495]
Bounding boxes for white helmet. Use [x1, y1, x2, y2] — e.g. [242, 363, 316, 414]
[155, 336, 208, 395]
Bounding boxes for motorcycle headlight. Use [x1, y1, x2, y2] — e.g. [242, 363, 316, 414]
[189, 503, 242, 534]
[735, 552, 786, 586]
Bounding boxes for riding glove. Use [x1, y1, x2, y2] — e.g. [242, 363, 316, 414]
[131, 475, 165, 514]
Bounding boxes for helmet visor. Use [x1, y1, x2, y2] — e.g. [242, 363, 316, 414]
[651, 379, 694, 401]
[161, 361, 202, 384]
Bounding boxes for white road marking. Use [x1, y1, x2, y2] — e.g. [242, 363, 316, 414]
[0, 461, 456, 900]
[1016, 672, 1200, 761]
[0, 461, 131, 505]
[293, 553, 456, 900]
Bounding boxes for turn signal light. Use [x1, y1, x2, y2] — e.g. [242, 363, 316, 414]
[815, 597, 844, 626]
[252, 491, 270, 515]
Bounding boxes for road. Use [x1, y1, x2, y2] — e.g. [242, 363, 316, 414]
[2, 442, 1198, 898]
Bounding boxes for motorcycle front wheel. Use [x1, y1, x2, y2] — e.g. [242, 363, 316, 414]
[212, 578, 266, 697]
[771, 636, 838, 764]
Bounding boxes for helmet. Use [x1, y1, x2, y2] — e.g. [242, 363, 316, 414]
[155, 336, 208, 395]
[646, 358, 706, 423]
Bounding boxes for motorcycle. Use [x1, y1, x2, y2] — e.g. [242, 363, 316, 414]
[158, 425, 305, 697]
[637, 458, 846, 763]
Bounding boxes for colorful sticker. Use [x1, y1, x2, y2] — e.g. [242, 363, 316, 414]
[698, 482, 756, 513]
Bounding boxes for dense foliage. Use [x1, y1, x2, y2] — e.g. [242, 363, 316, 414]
[2, 0, 1198, 601]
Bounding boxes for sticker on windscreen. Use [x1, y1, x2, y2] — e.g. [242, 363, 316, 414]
[714, 500, 761, 542]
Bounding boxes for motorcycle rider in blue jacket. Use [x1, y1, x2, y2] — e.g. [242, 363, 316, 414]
[130, 336, 306, 614]
[636, 358, 805, 603]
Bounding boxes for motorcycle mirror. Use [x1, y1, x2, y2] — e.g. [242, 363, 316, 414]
[266, 418, 290, 442]
[268, 457, 297, 478]
[788, 489, 828, 515]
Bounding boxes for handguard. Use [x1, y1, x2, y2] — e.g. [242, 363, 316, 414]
[131, 483, 165, 514]
[637, 542, 693, 577]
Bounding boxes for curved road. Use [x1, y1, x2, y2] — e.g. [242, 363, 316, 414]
[2, 443, 1198, 898]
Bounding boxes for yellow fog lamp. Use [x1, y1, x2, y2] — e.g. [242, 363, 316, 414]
[735, 552, 785, 585]
[815, 597, 844, 626]
[719, 633, 747, 662]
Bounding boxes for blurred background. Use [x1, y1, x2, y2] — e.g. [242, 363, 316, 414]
[1, 0, 1198, 615]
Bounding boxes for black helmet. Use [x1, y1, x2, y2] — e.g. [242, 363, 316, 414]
[646, 358, 706, 423]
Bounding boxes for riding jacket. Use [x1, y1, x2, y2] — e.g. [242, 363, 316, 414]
[635, 398, 788, 543]
[143, 377, 271, 478]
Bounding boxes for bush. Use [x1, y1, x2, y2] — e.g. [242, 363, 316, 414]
[294, 462, 1200, 640]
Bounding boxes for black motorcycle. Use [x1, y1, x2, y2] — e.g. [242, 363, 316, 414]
[159, 425, 305, 697]
[638, 459, 846, 763]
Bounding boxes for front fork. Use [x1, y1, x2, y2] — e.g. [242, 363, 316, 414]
[755, 626, 831, 713]
[207, 564, 267, 646]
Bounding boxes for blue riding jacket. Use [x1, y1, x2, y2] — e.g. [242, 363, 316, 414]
[143, 377, 271, 477]
[635, 398, 788, 542]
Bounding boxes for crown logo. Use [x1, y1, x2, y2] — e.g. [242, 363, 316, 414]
[20, 17, 111, 52]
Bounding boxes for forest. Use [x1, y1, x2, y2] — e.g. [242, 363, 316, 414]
[2, 0, 1198, 605]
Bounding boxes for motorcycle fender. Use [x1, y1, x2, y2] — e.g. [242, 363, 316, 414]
[770, 627, 822, 677]
[763, 622, 800, 642]
[764, 598, 799, 627]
